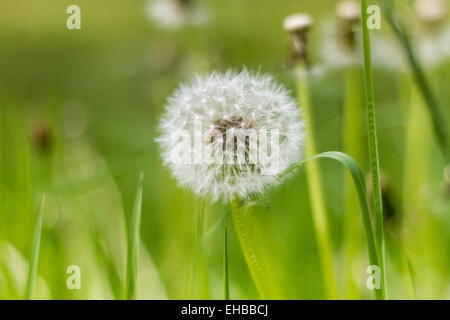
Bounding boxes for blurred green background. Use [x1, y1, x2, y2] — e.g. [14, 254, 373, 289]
[0, 0, 449, 300]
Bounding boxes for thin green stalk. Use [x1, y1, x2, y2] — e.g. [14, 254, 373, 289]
[296, 69, 338, 299]
[223, 226, 229, 300]
[230, 198, 269, 299]
[280, 151, 383, 300]
[360, 0, 387, 299]
[124, 172, 144, 300]
[188, 199, 210, 299]
[343, 65, 364, 299]
[25, 195, 45, 300]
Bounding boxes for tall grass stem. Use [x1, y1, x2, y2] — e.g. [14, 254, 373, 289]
[25, 195, 45, 300]
[124, 172, 144, 300]
[360, 0, 387, 299]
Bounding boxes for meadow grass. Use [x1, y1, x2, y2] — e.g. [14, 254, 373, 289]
[0, 0, 449, 301]
[24, 196, 45, 300]
[124, 172, 144, 300]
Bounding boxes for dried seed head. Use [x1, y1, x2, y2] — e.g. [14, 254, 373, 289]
[336, 1, 361, 52]
[32, 122, 53, 154]
[283, 14, 313, 67]
[414, 0, 447, 26]
[366, 172, 396, 221]
[336, 1, 360, 22]
[283, 14, 313, 32]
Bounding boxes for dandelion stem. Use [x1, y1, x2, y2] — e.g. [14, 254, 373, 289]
[230, 198, 269, 299]
[360, 0, 386, 299]
[296, 69, 338, 299]
[124, 172, 144, 300]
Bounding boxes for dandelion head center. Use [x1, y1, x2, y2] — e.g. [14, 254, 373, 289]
[210, 116, 252, 151]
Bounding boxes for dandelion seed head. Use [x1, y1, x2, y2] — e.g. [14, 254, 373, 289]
[157, 69, 306, 203]
[320, 2, 361, 69]
[283, 14, 313, 32]
[336, 1, 360, 22]
[146, 0, 209, 29]
[414, 0, 447, 25]
[413, 0, 450, 67]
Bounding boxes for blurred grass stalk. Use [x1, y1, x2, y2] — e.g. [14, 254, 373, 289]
[230, 198, 269, 299]
[401, 85, 432, 298]
[188, 200, 210, 299]
[384, 0, 449, 298]
[342, 65, 363, 299]
[360, 0, 386, 299]
[402, 81, 446, 298]
[296, 68, 338, 299]
[124, 172, 144, 300]
[223, 226, 229, 300]
[382, 0, 450, 164]
[25, 196, 45, 300]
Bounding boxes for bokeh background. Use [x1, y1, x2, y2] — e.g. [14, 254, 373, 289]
[0, 0, 449, 300]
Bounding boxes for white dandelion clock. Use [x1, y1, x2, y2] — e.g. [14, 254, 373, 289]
[146, 0, 209, 29]
[157, 70, 306, 203]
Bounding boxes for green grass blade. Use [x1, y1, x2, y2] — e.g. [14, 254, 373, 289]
[124, 172, 144, 300]
[25, 195, 45, 300]
[223, 226, 229, 300]
[280, 151, 383, 299]
[230, 198, 269, 299]
[360, 0, 387, 299]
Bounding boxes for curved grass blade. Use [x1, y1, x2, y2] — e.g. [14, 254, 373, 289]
[280, 151, 384, 299]
[223, 226, 229, 300]
[230, 198, 269, 299]
[25, 195, 45, 300]
[124, 172, 144, 300]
